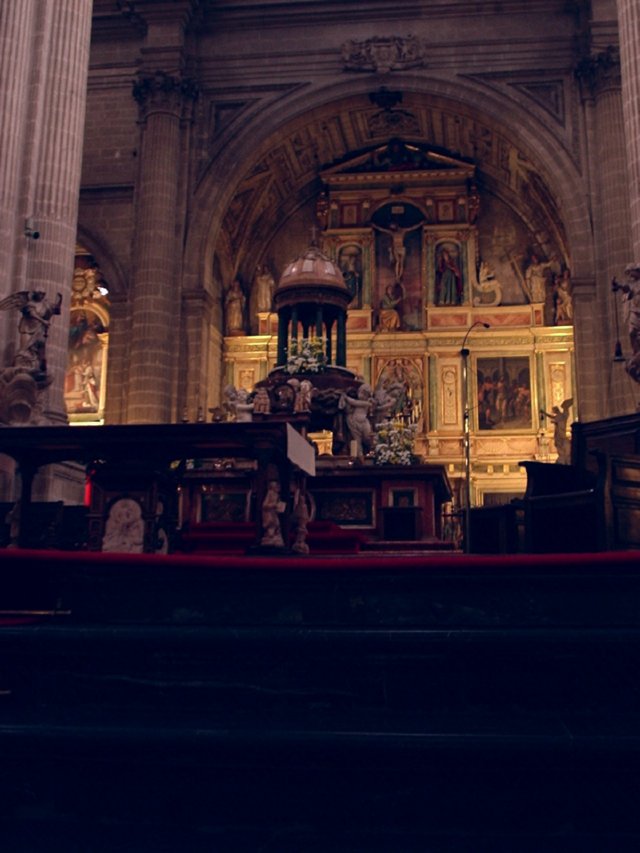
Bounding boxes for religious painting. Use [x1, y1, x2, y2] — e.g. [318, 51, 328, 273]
[374, 357, 424, 429]
[433, 240, 464, 306]
[338, 243, 363, 308]
[201, 490, 250, 523]
[475, 356, 533, 431]
[311, 489, 375, 528]
[65, 306, 108, 419]
[372, 202, 424, 331]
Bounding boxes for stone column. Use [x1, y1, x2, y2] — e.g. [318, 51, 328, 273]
[0, 2, 34, 302]
[126, 72, 197, 423]
[0, 1, 91, 422]
[577, 47, 636, 416]
[618, 0, 640, 257]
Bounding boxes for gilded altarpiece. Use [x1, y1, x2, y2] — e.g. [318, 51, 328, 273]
[222, 139, 576, 510]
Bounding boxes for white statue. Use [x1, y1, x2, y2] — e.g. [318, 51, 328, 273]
[473, 261, 503, 307]
[102, 497, 145, 553]
[524, 253, 555, 303]
[340, 383, 374, 456]
[612, 263, 640, 381]
[260, 479, 286, 547]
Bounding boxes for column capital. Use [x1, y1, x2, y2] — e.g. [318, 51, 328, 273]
[575, 46, 621, 101]
[132, 70, 198, 119]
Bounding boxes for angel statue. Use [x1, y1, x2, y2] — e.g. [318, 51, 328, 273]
[0, 290, 62, 372]
[540, 398, 573, 465]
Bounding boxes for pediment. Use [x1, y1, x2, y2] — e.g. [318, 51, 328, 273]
[320, 138, 475, 188]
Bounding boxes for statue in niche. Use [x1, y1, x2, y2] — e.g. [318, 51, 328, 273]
[0, 290, 62, 372]
[378, 283, 404, 331]
[540, 398, 573, 465]
[473, 261, 503, 307]
[435, 244, 463, 305]
[371, 220, 423, 282]
[224, 278, 246, 335]
[338, 245, 363, 308]
[524, 252, 556, 303]
[553, 269, 573, 324]
[260, 479, 286, 547]
[612, 263, 640, 381]
[254, 264, 275, 315]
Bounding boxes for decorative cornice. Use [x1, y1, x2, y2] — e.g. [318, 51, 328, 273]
[575, 46, 621, 101]
[341, 35, 426, 74]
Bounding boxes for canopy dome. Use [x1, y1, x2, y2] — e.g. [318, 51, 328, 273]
[276, 245, 348, 294]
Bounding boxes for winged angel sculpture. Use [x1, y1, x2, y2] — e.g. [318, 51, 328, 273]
[0, 290, 62, 372]
[540, 398, 574, 465]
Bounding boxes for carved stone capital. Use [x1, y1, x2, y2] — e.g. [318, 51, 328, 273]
[132, 71, 199, 119]
[342, 35, 426, 74]
[575, 46, 621, 101]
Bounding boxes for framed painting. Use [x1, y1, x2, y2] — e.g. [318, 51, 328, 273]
[475, 356, 533, 431]
[310, 489, 375, 528]
[201, 490, 250, 523]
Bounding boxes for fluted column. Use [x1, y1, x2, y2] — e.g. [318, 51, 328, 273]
[126, 72, 197, 423]
[0, 2, 34, 302]
[0, 2, 90, 424]
[577, 48, 636, 416]
[618, 0, 640, 257]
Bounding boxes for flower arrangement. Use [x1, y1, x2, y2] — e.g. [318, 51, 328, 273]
[285, 336, 327, 375]
[372, 418, 417, 465]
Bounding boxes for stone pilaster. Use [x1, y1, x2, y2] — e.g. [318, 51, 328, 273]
[618, 0, 640, 257]
[576, 47, 636, 416]
[126, 72, 198, 423]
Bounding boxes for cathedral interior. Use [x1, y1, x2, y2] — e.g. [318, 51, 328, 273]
[5, 3, 640, 849]
[2, 1, 640, 520]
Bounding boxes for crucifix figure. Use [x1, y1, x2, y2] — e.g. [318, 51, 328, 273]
[371, 220, 424, 282]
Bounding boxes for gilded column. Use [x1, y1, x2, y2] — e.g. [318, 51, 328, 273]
[126, 72, 197, 423]
[577, 48, 636, 416]
[618, 0, 640, 256]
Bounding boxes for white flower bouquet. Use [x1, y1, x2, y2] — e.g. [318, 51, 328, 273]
[285, 337, 327, 375]
[373, 418, 417, 465]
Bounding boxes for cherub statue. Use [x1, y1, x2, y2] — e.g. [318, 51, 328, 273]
[223, 385, 253, 421]
[0, 290, 62, 372]
[340, 383, 374, 457]
[540, 398, 573, 465]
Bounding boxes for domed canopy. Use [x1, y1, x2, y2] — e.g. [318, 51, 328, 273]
[277, 246, 348, 293]
[276, 245, 349, 295]
[273, 243, 351, 369]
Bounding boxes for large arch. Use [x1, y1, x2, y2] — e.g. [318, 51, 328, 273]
[184, 74, 593, 293]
